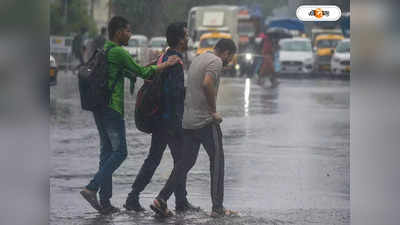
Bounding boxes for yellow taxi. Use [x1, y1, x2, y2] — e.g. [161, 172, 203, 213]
[313, 34, 344, 72]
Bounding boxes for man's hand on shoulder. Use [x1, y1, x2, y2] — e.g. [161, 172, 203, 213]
[166, 55, 180, 67]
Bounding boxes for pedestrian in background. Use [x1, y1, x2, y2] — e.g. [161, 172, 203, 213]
[72, 27, 88, 71]
[90, 27, 107, 55]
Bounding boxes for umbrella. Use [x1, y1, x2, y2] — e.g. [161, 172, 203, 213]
[266, 27, 293, 40]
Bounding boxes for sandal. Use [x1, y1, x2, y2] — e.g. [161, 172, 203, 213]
[210, 208, 238, 218]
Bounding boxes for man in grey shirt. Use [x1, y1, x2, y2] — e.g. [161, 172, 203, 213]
[183, 49, 222, 128]
[150, 39, 237, 217]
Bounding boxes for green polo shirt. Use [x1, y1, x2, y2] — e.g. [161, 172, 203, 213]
[104, 41, 157, 115]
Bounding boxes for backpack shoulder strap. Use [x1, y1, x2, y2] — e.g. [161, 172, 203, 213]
[105, 45, 115, 55]
[157, 53, 165, 65]
[105, 45, 122, 104]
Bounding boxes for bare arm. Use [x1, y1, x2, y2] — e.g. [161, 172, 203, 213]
[202, 74, 222, 123]
[202, 74, 217, 114]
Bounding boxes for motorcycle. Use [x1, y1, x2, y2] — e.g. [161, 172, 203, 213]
[238, 51, 256, 78]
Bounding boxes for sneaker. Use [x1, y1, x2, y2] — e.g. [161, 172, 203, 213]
[100, 204, 120, 215]
[210, 208, 238, 218]
[123, 196, 145, 212]
[80, 188, 101, 211]
[150, 198, 173, 217]
[176, 199, 200, 213]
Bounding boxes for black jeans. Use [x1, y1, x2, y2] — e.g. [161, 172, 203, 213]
[157, 123, 224, 211]
[127, 127, 187, 204]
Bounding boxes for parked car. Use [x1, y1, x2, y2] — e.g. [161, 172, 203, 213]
[124, 35, 149, 65]
[313, 34, 344, 72]
[49, 55, 58, 86]
[148, 36, 167, 61]
[331, 38, 350, 75]
[278, 37, 314, 74]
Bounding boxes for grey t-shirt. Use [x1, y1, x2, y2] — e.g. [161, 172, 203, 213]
[183, 51, 223, 129]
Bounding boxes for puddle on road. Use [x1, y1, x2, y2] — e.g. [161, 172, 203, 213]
[54, 209, 290, 225]
[51, 74, 350, 225]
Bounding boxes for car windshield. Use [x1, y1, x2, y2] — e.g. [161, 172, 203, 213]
[137, 39, 147, 46]
[150, 39, 166, 47]
[317, 39, 340, 48]
[200, 38, 223, 48]
[128, 39, 139, 47]
[336, 41, 350, 53]
[281, 41, 312, 52]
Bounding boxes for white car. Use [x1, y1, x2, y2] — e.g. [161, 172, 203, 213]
[124, 35, 149, 65]
[278, 37, 314, 74]
[148, 37, 167, 61]
[331, 39, 350, 75]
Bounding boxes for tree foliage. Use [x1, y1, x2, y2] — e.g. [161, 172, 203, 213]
[50, 0, 98, 36]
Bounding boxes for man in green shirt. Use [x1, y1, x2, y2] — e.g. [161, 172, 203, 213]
[80, 16, 179, 215]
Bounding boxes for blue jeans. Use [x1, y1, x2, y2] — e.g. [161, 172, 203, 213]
[86, 107, 127, 206]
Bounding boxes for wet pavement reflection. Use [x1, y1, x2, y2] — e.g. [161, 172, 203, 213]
[50, 71, 349, 225]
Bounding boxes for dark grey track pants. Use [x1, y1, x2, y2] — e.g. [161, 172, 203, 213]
[158, 123, 224, 211]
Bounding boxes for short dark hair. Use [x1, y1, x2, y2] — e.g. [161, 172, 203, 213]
[166, 22, 187, 48]
[215, 39, 237, 55]
[108, 16, 129, 40]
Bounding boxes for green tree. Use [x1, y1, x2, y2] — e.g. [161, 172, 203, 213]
[50, 0, 98, 36]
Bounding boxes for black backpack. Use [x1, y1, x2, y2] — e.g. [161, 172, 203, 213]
[134, 73, 162, 133]
[78, 46, 121, 112]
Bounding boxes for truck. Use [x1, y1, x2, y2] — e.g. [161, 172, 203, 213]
[237, 5, 263, 51]
[186, 5, 240, 71]
[187, 5, 240, 49]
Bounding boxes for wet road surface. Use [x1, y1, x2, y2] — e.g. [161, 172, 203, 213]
[50, 71, 349, 225]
